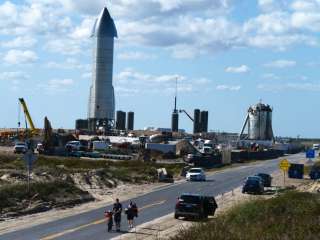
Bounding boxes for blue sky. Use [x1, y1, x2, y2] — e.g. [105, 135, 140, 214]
[0, 0, 320, 137]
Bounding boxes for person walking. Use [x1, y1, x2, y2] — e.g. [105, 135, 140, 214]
[125, 201, 134, 229]
[113, 199, 122, 232]
[104, 210, 113, 232]
[125, 201, 139, 229]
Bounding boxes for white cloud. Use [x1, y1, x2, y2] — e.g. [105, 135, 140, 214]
[69, 17, 94, 39]
[115, 68, 211, 96]
[1, 36, 37, 48]
[117, 51, 156, 60]
[0, 0, 318, 61]
[38, 78, 74, 93]
[45, 39, 85, 55]
[3, 49, 38, 64]
[258, 82, 320, 92]
[262, 73, 280, 80]
[258, 0, 287, 12]
[117, 69, 185, 84]
[81, 72, 91, 79]
[216, 85, 241, 91]
[46, 58, 90, 70]
[264, 60, 297, 68]
[0, 71, 30, 81]
[291, 12, 320, 31]
[225, 65, 250, 73]
[0, 1, 72, 35]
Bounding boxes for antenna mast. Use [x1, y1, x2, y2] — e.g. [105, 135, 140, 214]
[174, 77, 178, 112]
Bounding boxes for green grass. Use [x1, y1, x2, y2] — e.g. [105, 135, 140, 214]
[171, 191, 320, 240]
[0, 181, 91, 211]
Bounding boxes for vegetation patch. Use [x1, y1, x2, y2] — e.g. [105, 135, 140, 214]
[171, 191, 320, 240]
[0, 181, 93, 218]
[0, 153, 184, 182]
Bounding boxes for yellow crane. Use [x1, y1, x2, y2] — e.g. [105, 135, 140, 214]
[18, 98, 39, 136]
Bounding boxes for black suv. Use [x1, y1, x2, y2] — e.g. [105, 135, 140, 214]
[174, 194, 218, 220]
[255, 173, 272, 187]
[242, 176, 264, 194]
[309, 165, 320, 180]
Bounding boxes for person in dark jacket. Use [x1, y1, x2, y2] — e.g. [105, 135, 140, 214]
[125, 201, 138, 228]
[113, 199, 122, 232]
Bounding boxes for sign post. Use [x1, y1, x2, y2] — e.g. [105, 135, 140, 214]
[306, 149, 315, 164]
[279, 159, 290, 186]
[23, 150, 37, 192]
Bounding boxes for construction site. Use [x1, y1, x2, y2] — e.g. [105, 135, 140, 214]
[0, 5, 304, 168]
[2, 5, 320, 240]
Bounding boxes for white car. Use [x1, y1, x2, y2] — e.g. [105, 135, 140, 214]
[186, 168, 206, 181]
[13, 142, 28, 154]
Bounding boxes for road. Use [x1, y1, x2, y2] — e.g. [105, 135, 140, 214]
[0, 153, 303, 240]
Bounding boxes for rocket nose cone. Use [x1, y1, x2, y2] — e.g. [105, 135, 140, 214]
[92, 7, 118, 38]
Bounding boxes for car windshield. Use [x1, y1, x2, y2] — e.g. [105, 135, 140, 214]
[189, 169, 202, 173]
[16, 143, 26, 146]
[248, 176, 260, 181]
[180, 195, 201, 204]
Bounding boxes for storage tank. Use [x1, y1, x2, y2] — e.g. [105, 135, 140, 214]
[116, 111, 126, 130]
[171, 111, 179, 132]
[127, 112, 134, 131]
[193, 109, 201, 134]
[75, 119, 88, 130]
[200, 111, 209, 133]
[248, 103, 273, 140]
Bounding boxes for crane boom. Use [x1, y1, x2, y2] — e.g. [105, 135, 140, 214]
[179, 109, 194, 122]
[19, 98, 36, 132]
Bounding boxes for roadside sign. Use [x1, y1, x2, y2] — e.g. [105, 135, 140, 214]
[23, 150, 37, 192]
[279, 159, 291, 186]
[306, 149, 315, 159]
[279, 159, 290, 171]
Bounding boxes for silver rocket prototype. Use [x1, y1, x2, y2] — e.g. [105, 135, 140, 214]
[88, 7, 117, 130]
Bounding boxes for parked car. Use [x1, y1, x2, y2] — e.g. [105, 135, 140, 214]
[199, 146, 213, 155]
[36, 143, 44, 154]
[309, 165, 320, 180]
[13, 142, 27, 154]
[242, 176, 264, 194]
[175, 193, 218, 220]
[65, 141, 81, 152]
[255, 173, 272, 187]
[186, 168, 206, 181]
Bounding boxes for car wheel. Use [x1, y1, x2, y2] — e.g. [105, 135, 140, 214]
[174, 214, 179, 219]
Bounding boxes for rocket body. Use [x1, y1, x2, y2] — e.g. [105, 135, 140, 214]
[88, 7, 117, 122]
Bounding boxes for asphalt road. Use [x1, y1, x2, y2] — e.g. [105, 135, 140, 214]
[1, 153, 303, 240]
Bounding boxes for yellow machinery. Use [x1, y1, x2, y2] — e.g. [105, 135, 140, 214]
[18, 98, 39, 136]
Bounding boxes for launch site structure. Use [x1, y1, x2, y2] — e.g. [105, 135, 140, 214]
[88, 7, 117, 133]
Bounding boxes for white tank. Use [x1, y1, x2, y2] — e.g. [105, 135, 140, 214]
[248, 103, 273, 140]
